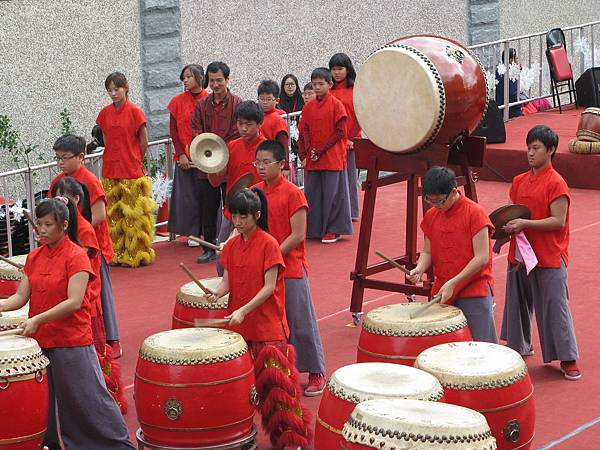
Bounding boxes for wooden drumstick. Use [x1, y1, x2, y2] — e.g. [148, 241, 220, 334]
[24, 210, 39, 235]
[0, 328, 24, 337]
[187, 236, 221, 252]
[409, 294, 443, 319]
[179, 263, 211, 295]
[0, 255, 24, 270]
[375, 251, 411, 275]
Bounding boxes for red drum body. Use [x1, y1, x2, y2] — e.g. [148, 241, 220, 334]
[577, 107, 600, 141]
[171, 278, 228, 329]
[354, 35, 488, 153]
[357, 303, 472, 365]
[315, 363, 444, 450]
[341, 399, 496, 450]
[416, 342, 535, 450]
[0, 335, 49, 449]
[0, 255, 27, 298]
[135, 328, 256, 447]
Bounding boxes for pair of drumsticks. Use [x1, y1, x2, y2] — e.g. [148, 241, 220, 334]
[375, 251, 442, 319]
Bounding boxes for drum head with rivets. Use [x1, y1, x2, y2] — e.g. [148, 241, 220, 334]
[0, 304, 29, 330]
[0, 335, 49, 377]
[177, 278, 229, 307]
[0, 254, 27, 281]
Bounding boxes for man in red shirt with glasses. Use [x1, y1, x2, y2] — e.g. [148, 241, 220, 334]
[408, 166, 498, 343]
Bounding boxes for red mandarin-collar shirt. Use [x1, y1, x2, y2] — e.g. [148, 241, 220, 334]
[168, 90, 208, 160]
[298, 93, 348, 171]
[508, 164, 570, 268]
[261, 109, 289, 141]
[331, 79, 361, 139]
[76, 212, 102, 318]
[254, 176, 308, 279]
[220, 227, 289, 342]
[96, 100, 147, 179]
[50, 165, 114, 262]
[24, 237, 94, 348]
[421, 195, 494, 302]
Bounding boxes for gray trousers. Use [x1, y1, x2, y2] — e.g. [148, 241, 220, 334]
[346, 150, 359, 219]
[284, 273, 326, 374]
[100, 256, 119, 341]
[455, 286, 498, 343]
[43, 345, 135, 450]
[501, 262, 579, 363]
[167, 165, 204, 237]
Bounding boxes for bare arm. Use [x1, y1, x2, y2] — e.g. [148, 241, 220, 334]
[226, 265, 279, 325]
[204, 270, 230, 302]
[280, 208, 307, 256]
[0, 275, 32, 312]
[506, 196, 568, 233]
[90, 199, 107, 227]
[139, 125, 149, 159]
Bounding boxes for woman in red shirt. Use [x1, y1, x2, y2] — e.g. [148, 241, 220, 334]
[0, 198, 134, 449]
[329, 53, 360, 220]
[97, 71, 155, 268]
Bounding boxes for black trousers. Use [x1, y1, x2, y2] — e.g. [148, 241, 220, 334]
[199, 179, 224, 245]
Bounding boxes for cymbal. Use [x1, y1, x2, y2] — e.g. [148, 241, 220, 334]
[489, 204, 531, 239]
[225, 173, 255, 208]
[189, 133, 229, 173]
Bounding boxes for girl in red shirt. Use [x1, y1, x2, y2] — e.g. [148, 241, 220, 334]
[97, 71, 155, 268]
[329, 53, 360, 220]
[0, 198, 134, 449]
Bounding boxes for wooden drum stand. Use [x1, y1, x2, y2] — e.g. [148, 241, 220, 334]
[349, 136, 486, 325]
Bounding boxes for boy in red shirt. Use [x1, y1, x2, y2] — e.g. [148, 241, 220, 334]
[49, 134, 123, 357]
[408, 167, 497, 343]
[254, 140, 326, 395]
[298, 68, 352, 243]
[302, 82, 316, 104]
[257, 80, 290, 169]
[497, 125, 580, 380]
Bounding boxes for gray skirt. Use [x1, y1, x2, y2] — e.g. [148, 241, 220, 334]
[454, 286, 498, 344]
[167, 165, 204, 237]
[43, 345, 135, 450]
[100, 256, 120, 342]
[346, 150, 359, 219]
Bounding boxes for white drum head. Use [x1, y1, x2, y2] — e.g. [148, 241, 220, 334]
[0, 303, 29, 330]
[0, 254, 27, 281]
[354, 45, 445, 153]
[177, 278, 229, 308]
[343, 399, 496, 449]
[139, 328, 247, 365]
[415, 342, 527, 389]
[0, 334, 49, 377]
[329, 362, 443, 402]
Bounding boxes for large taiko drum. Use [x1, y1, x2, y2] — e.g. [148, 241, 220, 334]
[172, 278, 228, 329]
[341, 399, 497, 450]
[134, 328, 257, 447]
[0, 255, 27, 298]
[354, 35, 489, 153]
[315, 363, 444, 450]
[0, 335, 50, 449]
[0, 304, 29, 332]
[357, 303, 472, 365]
[415, 342, 535, 450]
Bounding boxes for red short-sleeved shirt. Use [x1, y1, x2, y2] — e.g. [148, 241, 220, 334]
[331, 80, 361, 139]
[421, 195, 494, 302]
[508, 164, 570, 268]
[77, 212, 102, 318]
[299, 92, 348, 171]
[220, 227, 289, 342]
[261, 110, 289, 140]
[254, 176, 308, 279]
[49, 165, 114, 262]
[24, 237, 94, 348]
[97, 100, 147, 179]
[168, 90, 208, 156]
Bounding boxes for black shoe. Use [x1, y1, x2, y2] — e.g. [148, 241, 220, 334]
[196, 250, 216, 264]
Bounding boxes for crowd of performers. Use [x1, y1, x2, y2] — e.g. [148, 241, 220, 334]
[0, 50, 582, 448]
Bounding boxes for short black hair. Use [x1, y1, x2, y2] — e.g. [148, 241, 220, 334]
[256, 140, 286, 162]
[526, 125, 559, 156]
[53, 134, 86, 156]
[422, 166, 457, 196]
[234, 100, 264, 124]
[311, 67, 333, 83]
[258, 80, 280, 98]
[206, 61, 230, 79]
[304, 82, 314, 91]
[328, 53, 357, 88]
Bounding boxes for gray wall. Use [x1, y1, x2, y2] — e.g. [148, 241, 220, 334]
[180, 0, 469, 102]
[0, 0, 143, 170]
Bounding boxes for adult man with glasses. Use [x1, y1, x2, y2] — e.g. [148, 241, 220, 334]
[407, 166, 498, 343]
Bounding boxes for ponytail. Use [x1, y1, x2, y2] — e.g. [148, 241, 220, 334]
[251, 187, 269, 232]
[35, 198, 80, 245]
[228, 187, 269, 232]
[51, 177, 92, 222]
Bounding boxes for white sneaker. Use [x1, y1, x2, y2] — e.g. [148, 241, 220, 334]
[187, 237, 200, 247]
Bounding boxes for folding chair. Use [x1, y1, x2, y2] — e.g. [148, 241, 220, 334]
[546, 45, 577, 113]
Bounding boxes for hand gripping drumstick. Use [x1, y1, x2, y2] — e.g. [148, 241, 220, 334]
[409, 294, 443, 319]
[24, 210, 39, 236]
[179, 262, 211, 295]
[375, 251, 411, 275]
[0, 255, 24, 270]
[0, 328, 24, 337]
[187, 236, 221, 252]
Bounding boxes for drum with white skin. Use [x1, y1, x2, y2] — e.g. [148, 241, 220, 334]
[0, 255, 27, 298]
[172, 277, 229, 329]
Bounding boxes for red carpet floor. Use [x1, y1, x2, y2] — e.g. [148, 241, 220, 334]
[479, 106, 600, 190]
[111, 180, 600, 449]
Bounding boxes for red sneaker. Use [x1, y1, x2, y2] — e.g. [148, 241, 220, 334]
[321, 232, 339, 244]
[560, 360, 581, 380]
[304, 373, 326, 396]
[109, 340, 123, 359]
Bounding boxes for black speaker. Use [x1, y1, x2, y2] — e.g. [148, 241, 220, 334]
[575, 67, 600, 107]
[472, 100, 506, 144]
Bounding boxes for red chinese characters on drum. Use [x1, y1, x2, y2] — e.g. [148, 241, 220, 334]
[354, 35, 488, 153]
[134, 328, 257, 447]
[171, 278, 228, 329]
[357, 303, 472, 365]
[315, 363, 444, 450]
[0, 335, 50, 449]
[0, 255, 27, 298]
[415, 342, 535, 450]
